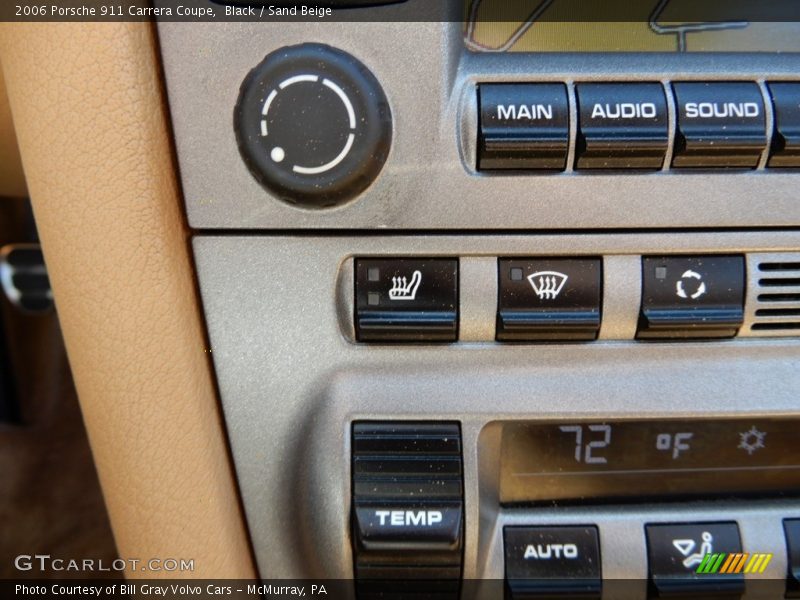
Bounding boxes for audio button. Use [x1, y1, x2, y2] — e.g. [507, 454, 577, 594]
[575, 83, 669, 169]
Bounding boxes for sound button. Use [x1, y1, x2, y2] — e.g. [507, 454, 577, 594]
[672, 82, 767, 168]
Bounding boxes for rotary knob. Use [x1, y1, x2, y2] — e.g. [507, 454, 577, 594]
[234, 43, 392, 208]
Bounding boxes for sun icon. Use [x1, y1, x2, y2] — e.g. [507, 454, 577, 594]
[738, 426, 767, 455]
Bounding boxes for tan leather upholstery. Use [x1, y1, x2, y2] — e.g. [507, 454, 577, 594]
[0, 23, 255, 578]
[0, 66, 26, 198]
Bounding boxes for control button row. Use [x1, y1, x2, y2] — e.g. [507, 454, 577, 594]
[355, 255, 746, 343]
[478, 81, 800, 171]
[506, 520, 800, 599]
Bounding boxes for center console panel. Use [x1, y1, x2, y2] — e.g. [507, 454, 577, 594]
[158, 3, 800, 597]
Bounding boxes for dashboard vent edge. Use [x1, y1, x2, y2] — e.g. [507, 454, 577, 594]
[742, 253, 800, 336]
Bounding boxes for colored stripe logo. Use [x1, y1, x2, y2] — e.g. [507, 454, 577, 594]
[696, 552, 773, 574]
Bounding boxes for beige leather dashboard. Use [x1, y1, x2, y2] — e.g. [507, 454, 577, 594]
[0, 64, 26, 199]
[0, 23, 254, 578]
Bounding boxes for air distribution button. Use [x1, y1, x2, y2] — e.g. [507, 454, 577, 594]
[646, 522, 744, 598]
[637, 255, 745, 339]
[786, 520, 800, 597]
[234, 43, 392, 208]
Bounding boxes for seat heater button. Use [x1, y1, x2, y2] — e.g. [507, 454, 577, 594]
[355, 258, 458, 342]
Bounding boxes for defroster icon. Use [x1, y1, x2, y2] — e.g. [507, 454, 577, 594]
[528, 271, 569, 300]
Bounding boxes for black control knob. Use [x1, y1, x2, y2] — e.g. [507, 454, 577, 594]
[234, 43, 392, 208]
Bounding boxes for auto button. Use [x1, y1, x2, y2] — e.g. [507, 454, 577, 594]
[505, 526, 602, 599]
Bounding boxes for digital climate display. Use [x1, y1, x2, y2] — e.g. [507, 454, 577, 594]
[500, 419, 800, 504]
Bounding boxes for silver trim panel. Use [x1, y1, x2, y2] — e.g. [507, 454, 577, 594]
[193, 232, 800, 581]
[158, 15, 800, 230]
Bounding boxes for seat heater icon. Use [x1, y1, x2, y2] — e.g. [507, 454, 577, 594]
[528, 271, 569, 300]
[388, 270, 422, 301]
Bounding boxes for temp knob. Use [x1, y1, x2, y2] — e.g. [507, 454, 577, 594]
[234, 43, 392, 208]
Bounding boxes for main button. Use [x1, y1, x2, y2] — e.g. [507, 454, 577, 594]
[575, 83, 669, 169]
[768, 83, 800, 168]
[638, 255, 745, 339]
[672, 82, 766, 168]
[355, 258, 458, 342]
[478, 84, 569, 170]
[646, 522, 744, 599]
[497, 258, 602, 342]
[504, 526, 601, 599]
[786, 520, 800, 598]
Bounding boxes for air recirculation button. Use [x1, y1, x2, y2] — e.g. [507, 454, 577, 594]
[234, 43, 392, 208]
[351, 422, 463, 599]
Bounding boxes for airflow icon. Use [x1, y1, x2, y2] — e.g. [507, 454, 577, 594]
[528, 271, 569, 300]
